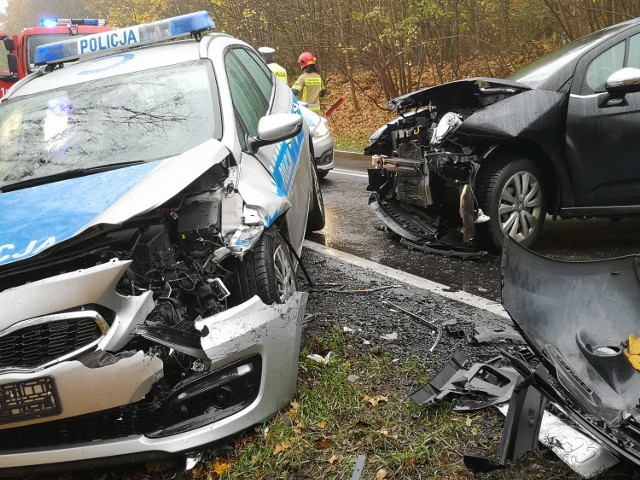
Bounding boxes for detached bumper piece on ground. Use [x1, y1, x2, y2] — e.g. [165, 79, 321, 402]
[412, 237, 640, 477]
[503, 238, 640, 472]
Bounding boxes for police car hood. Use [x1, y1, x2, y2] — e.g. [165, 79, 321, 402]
[0, 139, 229, 267]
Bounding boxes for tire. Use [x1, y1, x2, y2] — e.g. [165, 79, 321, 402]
[475, 155, 547, 252]
[235, 227, 297, 304]
[306, 164, 326, 232]
[317, 169, 329, 179]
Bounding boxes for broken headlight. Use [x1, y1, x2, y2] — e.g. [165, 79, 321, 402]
[431, 112, 463, 146]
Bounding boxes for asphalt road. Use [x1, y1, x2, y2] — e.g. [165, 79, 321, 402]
[307, 151, 640, 302]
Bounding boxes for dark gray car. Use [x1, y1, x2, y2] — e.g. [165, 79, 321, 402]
[366, 17, 640, 252]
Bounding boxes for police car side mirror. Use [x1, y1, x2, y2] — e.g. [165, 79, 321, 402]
[249, 113, 302, 152]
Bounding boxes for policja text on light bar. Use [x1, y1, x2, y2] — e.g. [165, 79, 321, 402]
[34, 11, 215, 66]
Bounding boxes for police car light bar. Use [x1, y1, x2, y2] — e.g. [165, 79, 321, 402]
[39, 18, 108, 27]
[34, 11, 215, 66]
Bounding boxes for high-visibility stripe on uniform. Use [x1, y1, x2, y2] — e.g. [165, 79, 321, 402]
[267, 62, 288, 83]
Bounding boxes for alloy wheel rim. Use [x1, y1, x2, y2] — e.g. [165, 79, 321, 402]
[498, 170, 543, 242]
[273, 244, 295, 301]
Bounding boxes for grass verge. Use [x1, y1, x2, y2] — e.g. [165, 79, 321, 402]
[192, 326, 521, 480]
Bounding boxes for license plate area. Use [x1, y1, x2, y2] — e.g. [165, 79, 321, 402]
[0, 377, 61, 424]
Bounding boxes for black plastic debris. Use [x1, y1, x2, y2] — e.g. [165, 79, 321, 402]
[410, 352, 521, 411]
[464, 352, 548, 473]
[443, 319, 466, 338]
[502, 237, 640, 468]
[369, 193, 487, 258]
[471, 325, 524, 344]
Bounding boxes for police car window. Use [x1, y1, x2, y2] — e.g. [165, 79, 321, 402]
[583, 41, 625, 93]
[225, 50, 267, 140]
[0, 60, 218, 189]
[231, 49, 273, 102]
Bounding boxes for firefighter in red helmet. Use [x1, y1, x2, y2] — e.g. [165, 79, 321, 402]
[291, 51, 326, 113]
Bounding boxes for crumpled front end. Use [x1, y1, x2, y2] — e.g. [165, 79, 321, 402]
[0, 252, 306, 471]
[0, 149, 308, 472]
[365, 78, 531, 252]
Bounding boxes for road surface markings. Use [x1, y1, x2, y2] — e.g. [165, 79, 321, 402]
[304, 240, 509, 319]
[331, 168, 368, 178]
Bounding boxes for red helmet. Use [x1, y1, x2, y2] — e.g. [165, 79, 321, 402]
[298, 51, 316, 68]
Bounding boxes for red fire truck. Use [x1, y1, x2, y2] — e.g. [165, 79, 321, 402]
[0, 18, 110, 98]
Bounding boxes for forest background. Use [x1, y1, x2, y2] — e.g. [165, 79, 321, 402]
[1, 0, 639, 149]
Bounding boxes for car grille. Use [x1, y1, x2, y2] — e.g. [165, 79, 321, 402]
[0, 403, 153, 451]
[0, 311, 108, 369]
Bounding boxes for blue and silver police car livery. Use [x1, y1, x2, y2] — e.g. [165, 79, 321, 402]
[0, 11, 324, 475]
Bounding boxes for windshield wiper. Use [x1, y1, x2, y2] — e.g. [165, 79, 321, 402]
[0, 161, 146, 193]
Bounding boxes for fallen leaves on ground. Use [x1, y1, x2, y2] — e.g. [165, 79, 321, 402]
[273, 441, 292, 456]
[363, 394, 389, 406]
[376, 468, 389, 479]
[212, 458, 230, 476]
[315, 438, 332, 450]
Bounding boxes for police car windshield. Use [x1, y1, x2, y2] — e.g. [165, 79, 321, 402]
[0, 61, 217, 190]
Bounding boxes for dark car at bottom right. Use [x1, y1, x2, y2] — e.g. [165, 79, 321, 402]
[366, 17, 640, 253]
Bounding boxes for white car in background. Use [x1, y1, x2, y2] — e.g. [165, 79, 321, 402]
[300, 106, 334, 178]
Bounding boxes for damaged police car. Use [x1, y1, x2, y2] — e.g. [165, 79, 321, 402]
[0, 12, 324, 473]
[367, 17, 640, 253]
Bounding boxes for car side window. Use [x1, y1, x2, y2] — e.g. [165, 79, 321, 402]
[627, 33, 640, 69]
[232, 48, 273, 103]
[583, 41, 625, 94]
[225, 49, 268, 141]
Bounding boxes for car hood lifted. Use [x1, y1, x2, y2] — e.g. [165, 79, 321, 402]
[365, 77, 564, 255]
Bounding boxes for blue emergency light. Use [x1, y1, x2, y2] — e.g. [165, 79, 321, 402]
[39, 18, 107, 27]
[34, 11, 215, 65]
[39, 19, 59, 28]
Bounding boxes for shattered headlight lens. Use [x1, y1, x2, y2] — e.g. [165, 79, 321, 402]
[229, 224, 265, 255]
[313, 118, 330, 138]
[431, 112, 463, 146]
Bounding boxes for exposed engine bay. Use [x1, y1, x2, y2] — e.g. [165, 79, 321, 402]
[365, 78, 531, 255]
[0, 161, 305, 459]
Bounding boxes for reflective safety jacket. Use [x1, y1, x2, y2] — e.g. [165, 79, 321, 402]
[292, 72, 325, 112]
[267, 62, 288, 84]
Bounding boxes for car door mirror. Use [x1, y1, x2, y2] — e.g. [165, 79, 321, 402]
[249, 113, 302, 152]
[605, 67, 640, 95]
[7, 53, 18, 75]
[3, 37, 15, 52]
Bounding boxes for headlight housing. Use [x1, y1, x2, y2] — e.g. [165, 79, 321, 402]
[313, 118, 330, 138]
[431, 112, 463, 146]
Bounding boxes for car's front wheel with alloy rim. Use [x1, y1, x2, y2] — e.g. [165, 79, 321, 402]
[235, 227, 297, 304]
[475, 155, 547, 252]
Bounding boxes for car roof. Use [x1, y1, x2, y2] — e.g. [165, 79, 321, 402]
[8, 39, 205, 98]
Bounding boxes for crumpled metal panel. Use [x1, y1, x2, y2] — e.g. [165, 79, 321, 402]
[0, 350, 163, 430]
